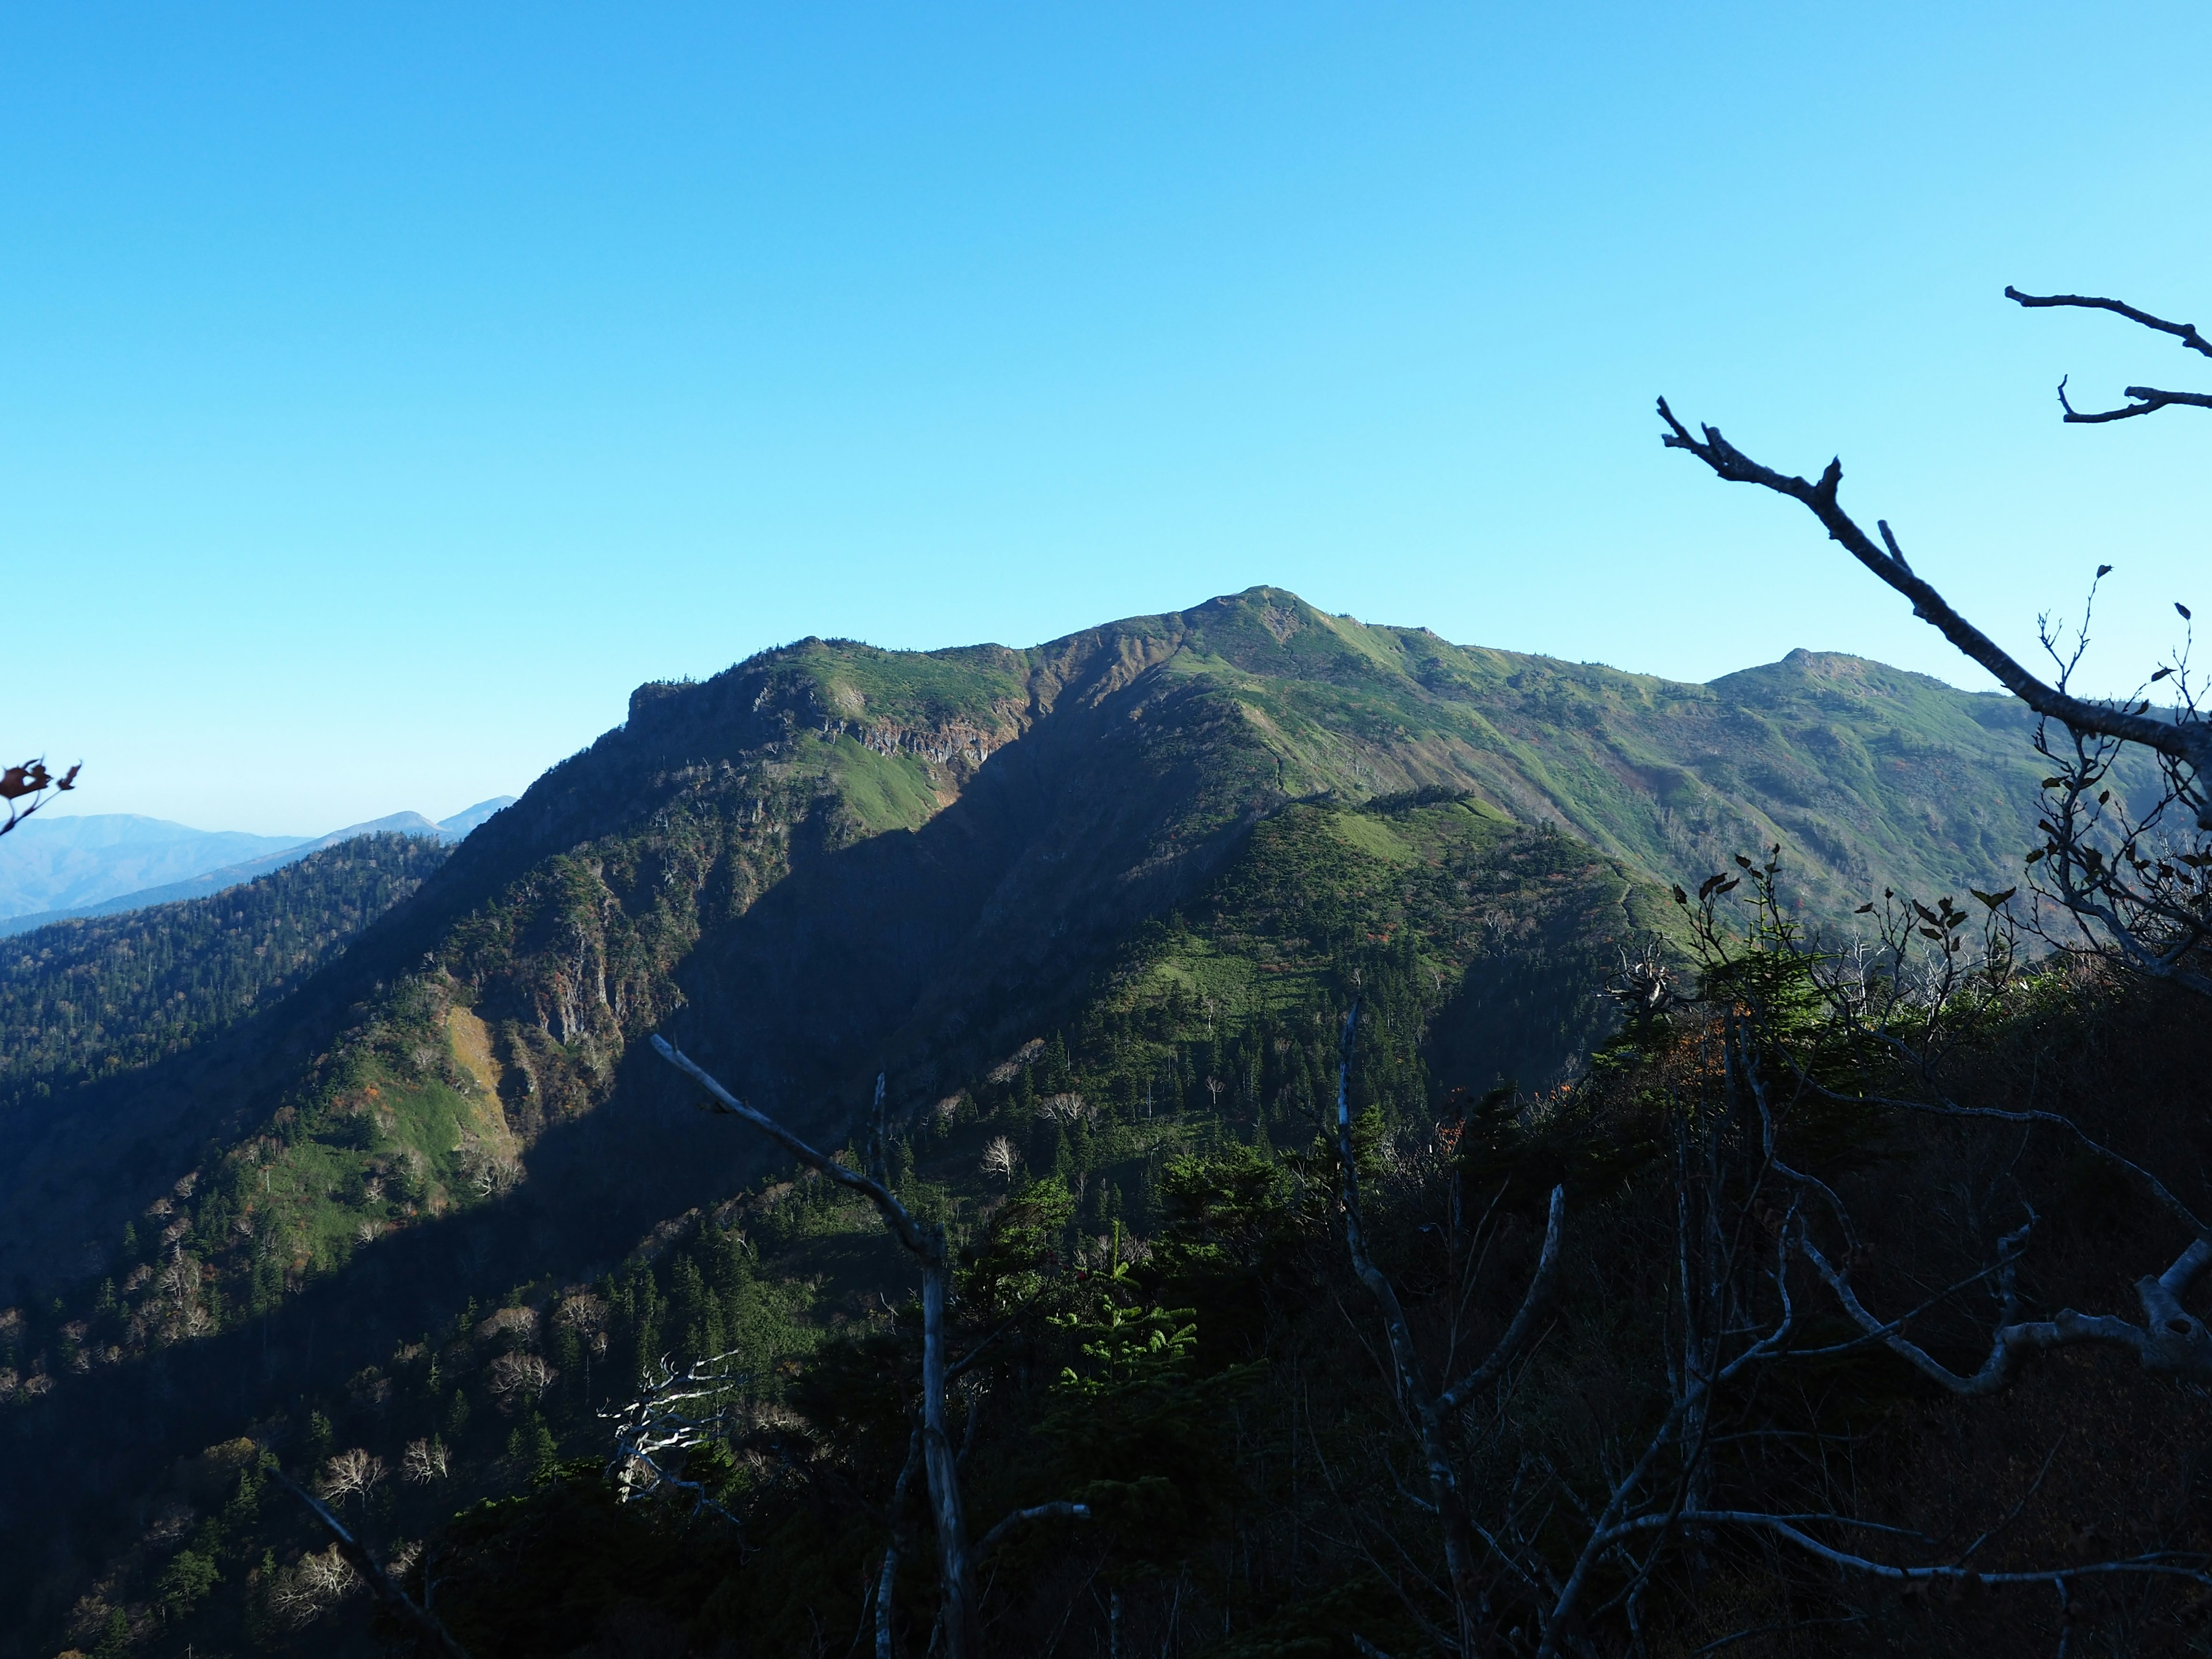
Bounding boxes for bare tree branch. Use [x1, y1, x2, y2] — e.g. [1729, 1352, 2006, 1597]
[654, 1037, 1090, 1658]
[1334, 1002, 1566, 1654]
[876, 1419, 925, 1659]
[1699, 859, 2212, 1396]
[975, 1501, 1092, 1560]
[1803, 1084, 2210, 1240]
[653, 1039, 980, 1654]
[2004, 289, 2212, 419]
[2005, 287, 2212, 359]
[1601, 1508, 2211, 1591]
[2053, 380, 2212, 425]
[265, 1463, 472, 1658]
[653, 1039, 927, 1255]
[1437, 1185, 1563, 1412]
[1801, 1231, 2212, 1388]
[1654, 396, 2212, 830]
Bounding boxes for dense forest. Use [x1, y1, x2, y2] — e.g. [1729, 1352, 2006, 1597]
[2, 589, 2203, 1658]
[0, 835, 449, 1111]
[39, 844, 2212, 1658]
[427, 924, 2212, 1659]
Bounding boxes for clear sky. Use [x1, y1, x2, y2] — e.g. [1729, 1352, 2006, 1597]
[6, 4, 2207, 834]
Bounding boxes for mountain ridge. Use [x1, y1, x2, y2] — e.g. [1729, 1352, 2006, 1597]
[0, 586, 2087, 1653]
[0, 589, 2069, 1292]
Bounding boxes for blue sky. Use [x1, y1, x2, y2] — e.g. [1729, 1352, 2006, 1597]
[6, 4, 2207, 832]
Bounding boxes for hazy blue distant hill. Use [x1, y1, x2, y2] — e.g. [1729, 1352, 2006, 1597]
[0, 797, 514, 935]
[437, 796, 514, 837]
[0, 815, 306, 921]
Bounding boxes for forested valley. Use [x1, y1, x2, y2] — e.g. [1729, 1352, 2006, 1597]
[3, 586, 2206, 1659]
[0, 836, 450, 1111]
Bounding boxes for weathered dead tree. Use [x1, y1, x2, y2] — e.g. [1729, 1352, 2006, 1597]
[652, 1037, 1088, 1659]
[1333, 1005, 1565, 1656]
[603, 1347, 748, 1522]
[1659, 289, 2210, 997]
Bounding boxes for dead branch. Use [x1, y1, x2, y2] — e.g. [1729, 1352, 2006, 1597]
[1654, 397, 2211, 828]
[975, 1501, 1092, 1559]
[604, 1348, 748, 1521]
[2005, 287, 2212, 358]
[654, 1037, 1089, 1659]
[653, 1040, 979, 1653]
[1599, 1508, 2211, 1591]
[2006, 286, 2212, 422]
[1705, 857, 2212, 1388]
[1529, 1086, 1801, 1659]
[876, 1419, 925, 1659]
[1435, 1187, 1564, 1413]
[654, 1040, 927, 1256]
[265, 1463, 472, 1658]
[1801, 1230, 2212, 1389]
[2053, 379, 2212, 425]
[1334, 1003, 1565, 1654]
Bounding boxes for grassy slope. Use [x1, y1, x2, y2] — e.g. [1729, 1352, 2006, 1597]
[1139, 592, 2060, 911]
[763, 786, 1662, 1303]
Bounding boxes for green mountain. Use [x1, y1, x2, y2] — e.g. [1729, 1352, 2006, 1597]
[0, 835, 452, 1290]
[0, 588, 2073, 1655]
[0, 835, 450, 1112]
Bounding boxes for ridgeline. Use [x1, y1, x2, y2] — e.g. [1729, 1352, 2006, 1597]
[0, 589, 2121, 1658]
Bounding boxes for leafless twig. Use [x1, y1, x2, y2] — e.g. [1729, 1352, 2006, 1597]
[2006, 286, 2212, 423]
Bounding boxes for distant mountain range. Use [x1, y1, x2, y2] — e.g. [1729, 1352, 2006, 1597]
[0, 797, 513, 935]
